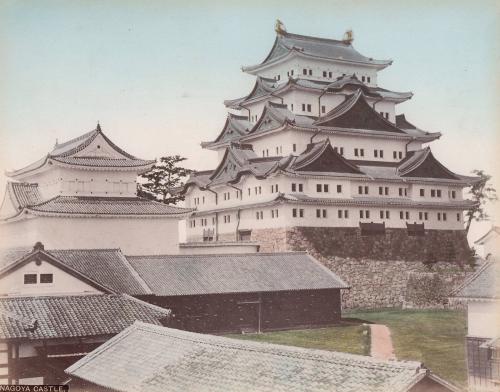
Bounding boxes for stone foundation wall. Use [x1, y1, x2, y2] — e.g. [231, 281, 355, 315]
[286, 227, 471, 262]
[251, 226, 475, 309]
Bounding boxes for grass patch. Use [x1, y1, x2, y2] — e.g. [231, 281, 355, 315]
[346, 308, 467, 387]
[226, 324, 370, 356]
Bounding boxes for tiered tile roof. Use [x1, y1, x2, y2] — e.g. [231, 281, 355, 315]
[224, 74, 412, 110]
[0, 295, 169, 340]
[186, 139, 477, 195]
[204, 91, 440, 150]
[66, 321, 455, 392]
[242, 30, 392, 74]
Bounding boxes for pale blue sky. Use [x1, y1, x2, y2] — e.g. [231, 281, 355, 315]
[1, 0, 498, 240]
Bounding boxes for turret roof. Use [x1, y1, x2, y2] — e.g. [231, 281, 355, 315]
[6, 124, 156, 179]
[1, 182, 192, 221]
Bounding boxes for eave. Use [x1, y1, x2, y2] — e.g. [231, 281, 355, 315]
[190, 195, 477, 217]
[242, 49, 392, 75]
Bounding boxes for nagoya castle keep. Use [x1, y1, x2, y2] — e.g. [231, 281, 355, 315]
[182, 21, 478, 260]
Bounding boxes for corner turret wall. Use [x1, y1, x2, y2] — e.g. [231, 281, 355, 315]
[251, 227, 476, 309]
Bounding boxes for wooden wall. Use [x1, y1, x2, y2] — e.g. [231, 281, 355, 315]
[138, 288, 342, 334]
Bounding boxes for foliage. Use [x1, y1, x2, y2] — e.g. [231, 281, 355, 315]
[422, 251, 437, 270]
[137, 155, 191, 204]
[227, 324, 368, 356]
[346, 309, 467, 387]
[465, 170, 497, 233]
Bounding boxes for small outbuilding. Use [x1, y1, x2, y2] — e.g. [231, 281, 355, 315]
[128, 252, 349, 333]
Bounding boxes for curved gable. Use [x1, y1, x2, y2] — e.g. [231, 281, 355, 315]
[293, 141, 362, 174]
[315, 91, 404, 133]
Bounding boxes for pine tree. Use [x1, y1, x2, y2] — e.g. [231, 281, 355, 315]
[137, 155, 191, 205]
[465, 169, 497, 234]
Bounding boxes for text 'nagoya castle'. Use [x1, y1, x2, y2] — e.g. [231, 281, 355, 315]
[182, 20, 478, 259]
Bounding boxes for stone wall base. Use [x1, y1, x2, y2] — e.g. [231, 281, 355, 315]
[250, 226, 475, 309]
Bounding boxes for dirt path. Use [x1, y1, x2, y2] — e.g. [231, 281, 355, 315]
[370, 324, 396, 360]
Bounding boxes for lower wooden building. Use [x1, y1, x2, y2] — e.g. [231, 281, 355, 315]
[127, 252, 349, 333]
[66, 321, 461, 392]
[0, 294, 169, 385]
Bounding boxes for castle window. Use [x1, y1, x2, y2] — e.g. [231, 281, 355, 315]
[425, 212, 428, 220]
[276, 147, 279, 155]
[328, 72, 332, 78]
[437, 213, 441, 221]
[385, 187, 389, 195]
[299, 209, 304, 218]
[399, 151, 403, 159]
[437, 190, 442, 198]
[298, 184, 303, 192]
[360, 149, 365, 157]
[324, 184, 329, 193]
[380, 150, 384, 158]
[443, 212, 447, 221]
[308, 69, 312, 76]
[292, 183, 297, 192]
[291, 104, 294, 111]
[451, 190, 456, 199]
[302, 104, 306, 111]
[420, 189, 425, 197]
[337, 185, 342, 193]
[292, 208, 297, 218]
[307, 104, 312, 112]
[316, 209, 321, 218]
[358, 186, 363, 195]
[323, 209, 327, 218]
[431, 189, 436, 197]
[386, 211, 390, 219]
[374, 150, 378, 158]
[338, 210, 343, 218]
[317, 184, 322, 192]
[365, 186, 369, 194]
[291, 70, 294, 76]
[344, 210, 349, 218]
[457, 213, 461, 221]
[259, 186, 262, 194]
[379, 186, 383, 195]
[293, 144, 297, 152]
[367, 76, 371, 83]
[323, 71, 327, 77]
[381, 210, 385, 219]
[339, 147, 344, 155]
[24, 274, 37, 284]
[271, 185, 274, 193]
[248, 188, 251, 196]
[385, 113, 389, 120]
[393, 151, 397, 159]
[399, 188, 403, 196]
[405, 211, 409, 219]
[303, 68, 307, 75]
[321, 105, 326, 114]
[366, 210, 370, 219]
[354, 148, 359, 157]
[360, 210, 364, 219]
[362, 76, 366, 82]
[400, 211, 404, 220]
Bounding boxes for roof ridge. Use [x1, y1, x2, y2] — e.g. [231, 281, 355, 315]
[131, 321, 422, 369]
[126, 251, 309, 258]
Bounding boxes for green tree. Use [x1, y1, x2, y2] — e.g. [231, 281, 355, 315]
[137, 155, 191, 205]
[465, 169, 497, 234]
